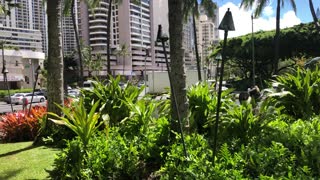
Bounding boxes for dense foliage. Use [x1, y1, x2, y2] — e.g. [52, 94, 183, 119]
[223, 21, 320, 82]
[0, 106, 46, 142]
[42, 70, 320, 178]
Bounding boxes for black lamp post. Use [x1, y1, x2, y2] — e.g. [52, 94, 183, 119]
[251, 14, 256, 86]
[1, 41, 13, 113]
[156, 24, 188, 158]
[28, 65, 41, 115]
[212, 8, 235, 166]
[144, 47, 150, 95]
[214, 53, 222, 89]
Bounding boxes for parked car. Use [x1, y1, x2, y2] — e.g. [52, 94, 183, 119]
[4, 93, 24, 104]
[35, 89, 47, 99]
[67, 89, 80, 98]
[11, 93, 46, 105]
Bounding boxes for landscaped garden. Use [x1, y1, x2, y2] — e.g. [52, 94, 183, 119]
[1, 70, 320, 179]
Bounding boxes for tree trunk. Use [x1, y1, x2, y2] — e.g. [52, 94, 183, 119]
[193, 13, 202, 81]
[71, 0, 84, 86]
[106, 0, 113, 75]
[309, 0, 320, 31]
[273, 0, 281, 74]
[168, 0, 188, 131]
[47, 0, 64, 115]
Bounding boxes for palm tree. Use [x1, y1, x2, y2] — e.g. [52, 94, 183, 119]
[308, 0, 320, 31]
[63, 0, 100, 86]
[83, 45, 104, 78]
[168, 0, 188, 130]
[47, 0, 64, 115]
[184, 0, 217, 81]
[115, 44, 130, 76]
[0, 0, 20, 15]
[241, 0, 296, 74]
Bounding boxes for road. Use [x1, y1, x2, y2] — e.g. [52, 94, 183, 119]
[0, 101, 47, 114]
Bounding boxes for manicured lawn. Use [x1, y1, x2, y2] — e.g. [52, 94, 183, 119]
[0, 141, 60, 180]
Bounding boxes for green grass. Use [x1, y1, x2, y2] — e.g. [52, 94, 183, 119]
[0, 142, 60, 180]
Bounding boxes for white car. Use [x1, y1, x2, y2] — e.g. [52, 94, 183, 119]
[11, 93, 46, 105]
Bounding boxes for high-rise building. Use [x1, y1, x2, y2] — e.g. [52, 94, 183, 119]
[197, 5, 219, 60]
[79, 0, 153, 76]
[77, 0, 219, 78]
[0, 0, 47, 52]
[316, 7, 320, 19]
[0, 0, 45, 89]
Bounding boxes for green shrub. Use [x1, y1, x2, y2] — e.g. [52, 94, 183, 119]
[81, 76, 143, 126]
[0, 89, 33, 98]
[0, 106, 46, 142]
[271, 68, 320, 119]
[48, 98, 107, 148]
[49, 138, 90, 179]
[187, 82, 234, 135]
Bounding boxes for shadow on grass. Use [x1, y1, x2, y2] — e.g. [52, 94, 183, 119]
[0, 168, 24, 179]
[0, 145, 38, 158]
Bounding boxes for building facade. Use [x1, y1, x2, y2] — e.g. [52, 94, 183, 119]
[0, 0, 45, 89]
[77, 0, 207, 78]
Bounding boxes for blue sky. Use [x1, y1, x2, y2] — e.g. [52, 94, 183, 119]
[215, 0, 319, 38]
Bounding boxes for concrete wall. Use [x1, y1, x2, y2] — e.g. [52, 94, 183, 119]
[147, 70, 206, 93]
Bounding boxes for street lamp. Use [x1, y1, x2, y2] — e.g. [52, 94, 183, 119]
[28, 66, 41, 115]
[144, 47, 150, 95]
[214, 53, 222, 88]
[213, 8, 235, 166]
[251, 14, 256, 86]
[1, 41, 13, 113]
[157, 24, 187, 158]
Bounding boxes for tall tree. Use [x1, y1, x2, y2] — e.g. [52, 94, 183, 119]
[63, 0, 99, 86]
[308, 0, 320, 31]
[184, 0, 217, 81]
[168, 0, 188, 130]
[241, 0, 296, 74]
[47, 0, 64, 115]
[115, 44, 130, 76]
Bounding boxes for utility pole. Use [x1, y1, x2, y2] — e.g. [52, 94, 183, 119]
[1, 41, 13, 113]
[251, 15, 256, 86]
[144, 48, 149, 95]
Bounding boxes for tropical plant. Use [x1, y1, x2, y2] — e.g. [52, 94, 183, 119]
[187, 82, 234, 136]
[0, 106, 47, 142]
[269, 68, 320, 119]
[115, 44, 130, 76]
[158, 133, 216, 179]
[241, 0, 296, 74]
[184, 0, 217, 81]
[49, 138, 89, 179]
[48, 97, 108, 148]
[82, 45, 104, 78]
[81, 76, 142, 126]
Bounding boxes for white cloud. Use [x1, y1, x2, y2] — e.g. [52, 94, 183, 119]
[263, 5, 274, 17]
[218, 2, 301, 39]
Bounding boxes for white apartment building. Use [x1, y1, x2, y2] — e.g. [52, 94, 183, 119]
[0, 0, 45, 89]
[77, 0, 218, 78]
[197, 5, 219, 60]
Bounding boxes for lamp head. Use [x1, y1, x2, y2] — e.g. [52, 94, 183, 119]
[215, 53, 222, 60]
[156, 24, 169, 42]
[156, 25, 162, 42]
[218, 8, 235, 31]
